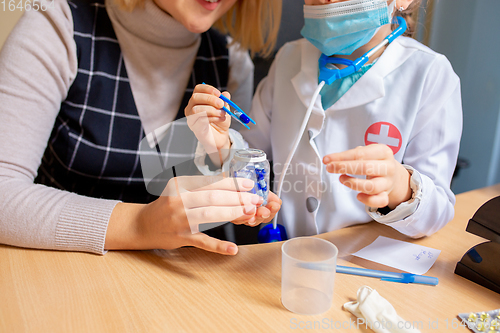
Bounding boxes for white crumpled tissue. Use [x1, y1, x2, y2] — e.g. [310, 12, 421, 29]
[343, 286, 421, 333]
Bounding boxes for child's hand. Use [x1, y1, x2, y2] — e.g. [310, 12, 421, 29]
[231, 191, 282, 227]
[323, 144, 412, 209]
[185, 84, 232, 159]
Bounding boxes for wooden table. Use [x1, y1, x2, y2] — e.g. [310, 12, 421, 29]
[2, 185, 500, 332]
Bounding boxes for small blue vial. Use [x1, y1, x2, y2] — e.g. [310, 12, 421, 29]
[229, 149, 270, 206]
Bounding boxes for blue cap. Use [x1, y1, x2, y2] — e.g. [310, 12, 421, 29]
[258, 224, 288, 243]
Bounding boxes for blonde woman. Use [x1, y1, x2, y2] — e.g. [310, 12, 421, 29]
[0, 0, 282, 255]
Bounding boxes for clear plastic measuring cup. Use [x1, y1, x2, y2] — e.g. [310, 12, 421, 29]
[281, 237, 338, 315]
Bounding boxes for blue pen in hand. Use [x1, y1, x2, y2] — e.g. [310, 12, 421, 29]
[202, 82, 256, 129]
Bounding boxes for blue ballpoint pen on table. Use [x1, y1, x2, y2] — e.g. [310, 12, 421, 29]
[201, 82, 256, 129]
[296, 263, 439, 286]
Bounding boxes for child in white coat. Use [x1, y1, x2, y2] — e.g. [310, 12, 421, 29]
[185, 0, 462, 239]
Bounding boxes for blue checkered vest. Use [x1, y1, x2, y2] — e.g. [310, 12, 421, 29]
[35, 0, 229, 203]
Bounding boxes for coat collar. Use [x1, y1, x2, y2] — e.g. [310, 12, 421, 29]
[291, 38, 418, 111]
[291, 40, 325, 129]
[291, 40, 324, 115]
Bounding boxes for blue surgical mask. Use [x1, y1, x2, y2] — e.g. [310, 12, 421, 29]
[301, 0, 395, 56]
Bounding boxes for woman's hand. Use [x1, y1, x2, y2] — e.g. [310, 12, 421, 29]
[323, 144, 412, 209]
[105, 176, 271, 255]
[185, 84, 232, 166]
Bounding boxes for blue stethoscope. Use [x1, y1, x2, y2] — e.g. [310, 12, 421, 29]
[258, 16, 407, 243]
[318, 16, 407, 85]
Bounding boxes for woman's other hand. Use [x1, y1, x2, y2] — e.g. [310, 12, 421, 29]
[105, 176, 267, 255]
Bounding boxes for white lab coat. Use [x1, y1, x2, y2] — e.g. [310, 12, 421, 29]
[241, 36, 462, 238]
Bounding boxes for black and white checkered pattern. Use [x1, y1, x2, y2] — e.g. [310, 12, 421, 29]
[35, 0, 229, 203]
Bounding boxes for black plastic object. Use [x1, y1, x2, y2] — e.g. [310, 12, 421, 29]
[454, 196, 500, 294]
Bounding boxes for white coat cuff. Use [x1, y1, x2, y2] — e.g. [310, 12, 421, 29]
[366, 165, 422, 224]
[194, 129, 248, 176]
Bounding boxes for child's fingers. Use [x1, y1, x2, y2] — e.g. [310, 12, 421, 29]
[267, 191, 282, 206]
[231, 214, 257, 225]
[231, 204, 269, 226]
[194, 83, 221, 96]
[233, 215, 259, 226]
[255, 202, 281, 225]
[189, 90, 233, 121]
[356, 191, 390, 208]
[268, 201, 281, 214]
[191, 92, 225, 110]
[255, 205, 271, 220]
[339, 174, 390, 195]
[243, 216, 258, 226]
[192, 105, 226, 118]
[220, 91, 232, 100]
[323, 144, 393, 164]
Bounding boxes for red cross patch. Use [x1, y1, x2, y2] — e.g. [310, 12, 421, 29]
[364, 122, 402, 155]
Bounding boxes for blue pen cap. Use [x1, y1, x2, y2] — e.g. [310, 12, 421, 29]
[409, 274, 439, 286]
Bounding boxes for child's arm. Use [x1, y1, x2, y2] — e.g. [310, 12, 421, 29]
[185, 84, 282, 227]
[323, 56, 462, 238]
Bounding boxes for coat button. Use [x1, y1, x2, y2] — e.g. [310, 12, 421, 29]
[306, 197, 318, 213]
[308, 130, 314, 140]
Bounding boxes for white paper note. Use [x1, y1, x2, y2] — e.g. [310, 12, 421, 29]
[352, 236, 441, 275]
